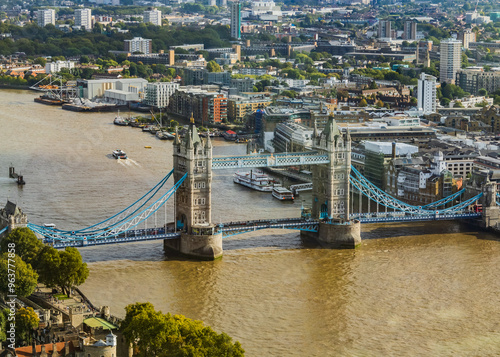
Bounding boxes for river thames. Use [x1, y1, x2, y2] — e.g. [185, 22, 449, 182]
[1, 90, 500, 356]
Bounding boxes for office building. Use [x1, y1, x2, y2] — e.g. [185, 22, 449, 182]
[143, 8, 162, 26]
[37, 9, 55, 27]
[417, 73, 437, 114]
[378, 20, 391, 39]
[403, 21, 417, 41]
[230, 1, 241, 40]
[75, 8, 92, 31]
[440, 39, 461, 84]
[124, 37, 153, 54]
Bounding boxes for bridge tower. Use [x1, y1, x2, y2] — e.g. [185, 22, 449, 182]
[481, 181, 499, 230]
[0, 201, 28, 237]
[302, 116, 361, 248]
[311, 116, 351, 220]
[165, 116, 223, 260]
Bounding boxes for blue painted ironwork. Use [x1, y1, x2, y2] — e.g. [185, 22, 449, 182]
[349, 166, 483, 216]
[350, 212, 482, 223]
[212, 151, 329, 170]
[0, 226, 8, 236]
[28, 173, 187, 242]
[421, 189, 465, 209]
[497, 193, 500, 206]
[52, 169, 174, 235]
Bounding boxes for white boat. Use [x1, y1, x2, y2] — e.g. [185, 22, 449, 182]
[112, 149, 127, 159]
[233, 170, 274, 192]
[272, 186, 294, 201]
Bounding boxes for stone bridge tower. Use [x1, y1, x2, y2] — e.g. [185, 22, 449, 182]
[311, 116, 351, 221]
[0, 201, 28, 237]
[302, 116, 361, 248]
[165, 117, 222, 260]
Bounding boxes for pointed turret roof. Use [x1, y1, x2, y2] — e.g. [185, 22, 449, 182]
[182, 113, 201, 149]
[322, 115, 341, 142]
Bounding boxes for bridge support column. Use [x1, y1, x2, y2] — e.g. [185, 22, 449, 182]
[481, 183, 499, 231]
[301, 220, 361, 249]
[164, 224, 223, 260]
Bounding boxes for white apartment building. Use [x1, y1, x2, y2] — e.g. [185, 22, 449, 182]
[45, 60, 76, 74]
[440, 39, 461, 84]
[417, 72, 437, 114]
[144, 82, 180, 108]
[75, 8, 92, 31]
[144, 8, 162, 26]
[37, 9, 55, 27]
[251, 0, 282, 17]
[124, 37, 152, 54]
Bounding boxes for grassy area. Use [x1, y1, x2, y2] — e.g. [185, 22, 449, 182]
[54, 293, 70, 300]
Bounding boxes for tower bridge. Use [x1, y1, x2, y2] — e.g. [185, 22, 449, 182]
[1, 117, 499, 259]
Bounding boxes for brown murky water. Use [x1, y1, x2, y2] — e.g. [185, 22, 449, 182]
[1, 90, 500, 356]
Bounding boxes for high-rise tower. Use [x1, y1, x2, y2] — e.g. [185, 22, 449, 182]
[230, 1, 241, 40]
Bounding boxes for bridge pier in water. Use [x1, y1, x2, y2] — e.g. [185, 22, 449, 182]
[302, 117, 361, 248]
[165, 116, 223, 260]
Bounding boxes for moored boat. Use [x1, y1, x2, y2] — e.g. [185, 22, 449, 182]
[272, 186, 294, 201]
[112, 149, 127, 159]
[233, 170, 274, 192]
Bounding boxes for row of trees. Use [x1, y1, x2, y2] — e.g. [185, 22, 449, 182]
[0, 228, 89, 298]
[0, 22, 231, 57]
[121, 302, 245, 356]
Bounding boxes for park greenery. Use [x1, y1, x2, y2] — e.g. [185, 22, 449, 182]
[121, 302, 245, 357]
[0, 228, 89, 298]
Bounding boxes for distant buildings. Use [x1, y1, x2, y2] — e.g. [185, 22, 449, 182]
[417, 73, 437, 114]
[37, 9, 55, 27]
[75, 8, 92, 31]
[455, 68, 500, 96]
[144, 82, 179, 108]
[45, 60, 75, 74]
[230, 1, 241, 40]
[169, 86, 228, 124]
[144, 8, 162, 26]
[124, 37, 153, 54]
[458, 29, 476, 49]
[378, 20, 391, 39]
[440, 39, 461, 84]
[403, 21, 417, 41]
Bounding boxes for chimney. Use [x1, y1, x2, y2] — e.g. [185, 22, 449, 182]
[392, 141, 396, 159]
[40, 345, 47, 357]
[32, 339, 37, 357]
[51, 343, 59, 357]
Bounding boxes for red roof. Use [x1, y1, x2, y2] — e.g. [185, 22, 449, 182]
[15, 342, 76, 357]
[226, 130, 236, 135]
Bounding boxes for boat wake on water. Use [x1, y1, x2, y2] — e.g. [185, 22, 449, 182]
[128, 159, 141, 167]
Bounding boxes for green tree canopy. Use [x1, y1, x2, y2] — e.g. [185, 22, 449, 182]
[33, 246, 61, 288]
[34, 247, 88, 297]
[0, 228, 43, 265]
[206, 60, 222, 73]
[358, 98, 368, 107]
[121, 302, 244, 357]
[15, 307, 39, 343]
[0, 253, 38, 297]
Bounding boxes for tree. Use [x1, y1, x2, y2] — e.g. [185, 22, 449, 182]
[33, 246, 61, 288]
[0, 253, 38, 298]
[207, 60, 222, 73]
[478, 88, 488, 96]
[453, 101, 464, 108]
[34, 57, 46, 67]
[358, 98, 368, 107]
[369, 81, 378, 89]
[441, 98, 451, 107]
[57, 247, 89, 297]
[0, 228, 43, 265]
[121, 302, 245, 357]
[15, 307, 39, 344]
[375, 99, 384, 107]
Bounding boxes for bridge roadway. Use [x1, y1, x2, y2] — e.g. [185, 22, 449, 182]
[211, 151, 330, 170]
[46, 211, 482, 248]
